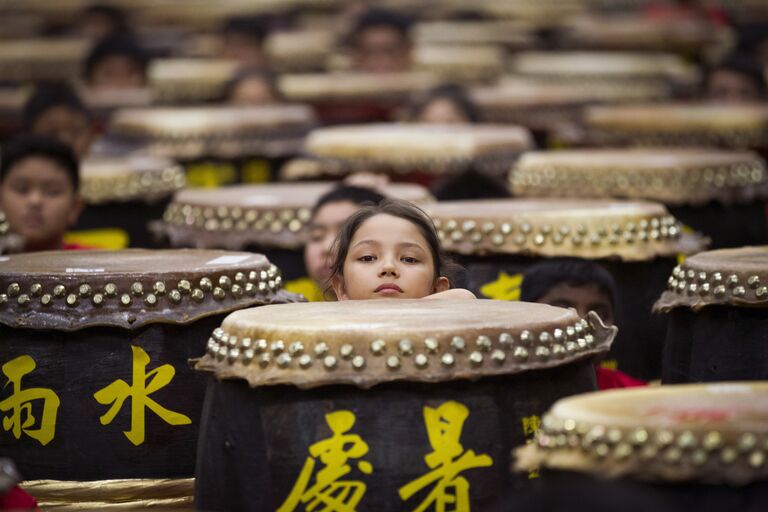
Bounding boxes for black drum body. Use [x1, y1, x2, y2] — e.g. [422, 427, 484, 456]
[0, 315, 223, 480]
[669, 201, 768, 250]
[662, 306, 768, 383]
[75, 198, 171, 249]
[459, 254, 674, 381]
[196, 361, 597, 511]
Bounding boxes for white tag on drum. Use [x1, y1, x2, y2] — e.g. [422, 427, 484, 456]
[205, 255, 252, 266]
[66, 268, 105, 273]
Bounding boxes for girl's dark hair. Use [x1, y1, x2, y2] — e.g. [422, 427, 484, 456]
[408, 83, 480, 123]
[327, 198, 459, 292]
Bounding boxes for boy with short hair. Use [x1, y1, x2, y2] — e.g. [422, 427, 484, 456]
[83, 36, 148, 90]
[0, 135, 85, 252]
[22, 82, 95, 158]
[348, 8, 413, 73]
[520, 257, 646, 389]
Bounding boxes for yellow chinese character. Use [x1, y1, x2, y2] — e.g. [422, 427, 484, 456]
[278, 410, 373, 512]
[479, 272, 523, 301]
[0, 355, 60, 446]
[521, 415, 541, 437]
[521, 415, 541, 479]
[93, 345, 191, 446]
[399, 401, 493, 512]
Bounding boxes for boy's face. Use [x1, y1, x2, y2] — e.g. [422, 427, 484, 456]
[89, 55, 145, 90]
[32, 106, 94, 158]
[229, 77, 277, 106]
[0, 157, 83, 251]
[706, 69, 762, 104]
[304, 200, 360, 286]
[537, 283, 615, 325]
[352, 26, 410, 73]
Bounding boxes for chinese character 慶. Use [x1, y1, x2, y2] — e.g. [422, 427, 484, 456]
[278, 410, 373, 512]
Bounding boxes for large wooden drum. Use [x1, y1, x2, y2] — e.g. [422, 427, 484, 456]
[425, 199, 706, 380]
[154, 182, 432, 282]
[277, 71, 438, 125]
[655, 246, 768, 384]
[511, 148, 768, 249]
[195, 299, 616, 511]
[0, 249, 297, 481]
[75, 154, 186, 249]
[107, 105, 317, 187]
[583, 103, 768, 153]
[516, 382, 768, 511]
[284, 123, 532, 186]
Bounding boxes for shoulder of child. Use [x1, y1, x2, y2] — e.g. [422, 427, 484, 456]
[423, 288, 476, 300]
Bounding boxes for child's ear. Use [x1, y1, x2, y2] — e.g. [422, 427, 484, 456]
[331, 275, 348, 301]
[67, 196, 86, 227]
[433, 276, 450, 293]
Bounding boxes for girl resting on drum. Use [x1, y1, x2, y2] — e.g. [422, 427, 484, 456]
[329, 199, 475, 300]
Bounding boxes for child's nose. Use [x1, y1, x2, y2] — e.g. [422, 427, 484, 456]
[378, 258, 398, 277]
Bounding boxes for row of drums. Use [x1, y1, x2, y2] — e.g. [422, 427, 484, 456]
[2, 245, 767, 510]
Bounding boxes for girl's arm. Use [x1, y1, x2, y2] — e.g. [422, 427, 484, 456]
[423, 288, 476, 300]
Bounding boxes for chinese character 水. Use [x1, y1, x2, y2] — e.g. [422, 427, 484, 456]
[93, 345, 191, 446]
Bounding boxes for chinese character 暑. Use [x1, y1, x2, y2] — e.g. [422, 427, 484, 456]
[399, 401, 493, 512]
[1, 355, 60, 446]
[93, 345, 191, 446]
[278, 410, 373, 512]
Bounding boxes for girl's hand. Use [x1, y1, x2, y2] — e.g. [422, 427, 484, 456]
[423, 288, 476, 300]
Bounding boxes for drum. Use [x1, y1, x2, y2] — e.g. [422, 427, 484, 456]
[511, 149, 768, 249]
[655, 246, 768, 383]
[412, 20, 535, 49]
[471, 79, 669, 147]
[412, 45, 507, 84]
[507, 52, 697, 94]
[0, 38, 88, 84]
[277, 71, 439, 124]
[73, 154, 185, 249]
[425, 198, 706, 380]
[555, 14, 731, 56]
[107, 104, 317, 186]
[0, 249, 297, 481]
[583, 103, 768, 153]
[284, 123, 532, 186]
[264, 30, 336, 73]
[515, 382, 768, 511]
[147, 58, 239, 104]
[155, 182, 433, 282]
[194, 299, 616, 510]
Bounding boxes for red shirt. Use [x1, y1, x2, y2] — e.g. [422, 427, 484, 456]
[596, 367, 647, 390]
[0, 485, 38, 511]
[61, 242, 95, 251]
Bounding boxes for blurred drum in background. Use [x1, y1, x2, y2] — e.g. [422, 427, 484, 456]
[655, 246, 768, 383]
[425, 198, 706, 380]
[511, 148, 768, 248]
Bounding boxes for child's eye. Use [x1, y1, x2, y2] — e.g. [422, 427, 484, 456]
[358, 255, 376, 262]
[401, 257, 419, 264]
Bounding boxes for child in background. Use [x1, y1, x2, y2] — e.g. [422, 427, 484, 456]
[22, 82, 96, 158]
[285, 185, 386, 301]
[83, 36, 148, 90]
[520, 257, 646, 390]
[408, 83, 480, 125]
[330, 199, 475, 300]
[347, 8, 413, 74]
[0, 135, 85, 252]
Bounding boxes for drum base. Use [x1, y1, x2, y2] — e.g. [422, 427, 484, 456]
[663, 306, 768, 383]
[196, 361, 598, 511]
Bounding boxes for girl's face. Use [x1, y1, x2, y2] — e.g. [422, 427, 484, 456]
[332, 213, 448, 300]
